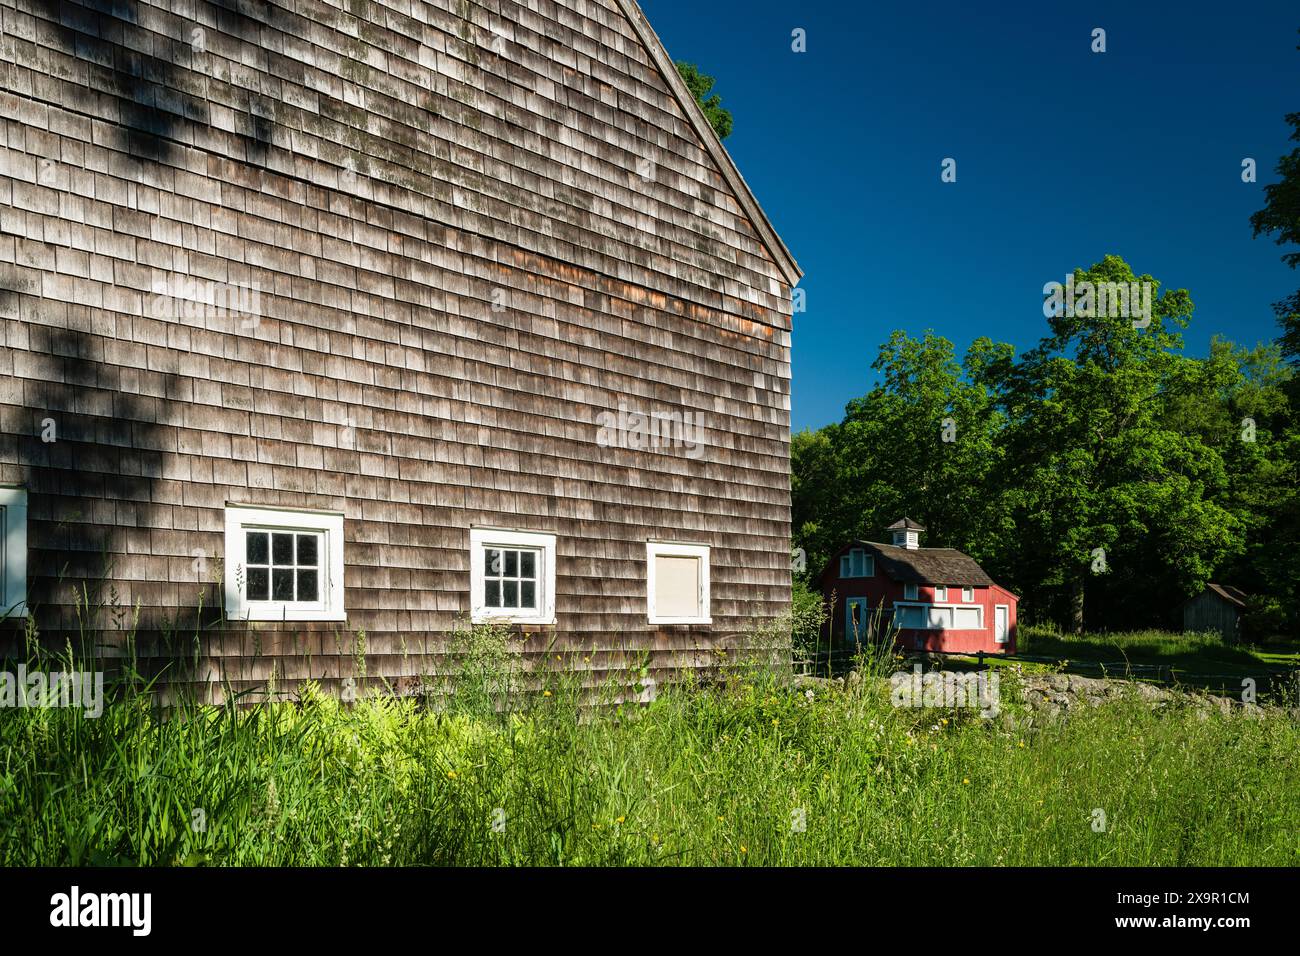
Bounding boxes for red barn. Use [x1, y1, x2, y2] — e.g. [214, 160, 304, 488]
[820, 519, 1017, 655]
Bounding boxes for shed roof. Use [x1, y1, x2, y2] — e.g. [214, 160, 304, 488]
[836, 540, 994, 587]
[1194, 583, 1250, 609]
[615, 0, 802, 287]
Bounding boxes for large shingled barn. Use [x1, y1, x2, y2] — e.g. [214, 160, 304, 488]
[821, 519, 1018, 655]
[0, 0, 801, 699]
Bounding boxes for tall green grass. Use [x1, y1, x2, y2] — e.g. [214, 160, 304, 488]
[1, 624, 1297, 866]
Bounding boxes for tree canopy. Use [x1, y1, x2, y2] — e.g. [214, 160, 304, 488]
[793, 255, 1298, 636]
[1250, 34, 1300, 365]
[674, 62, 734, 140]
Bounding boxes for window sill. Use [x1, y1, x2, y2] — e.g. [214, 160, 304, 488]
[648, 617, 713, 626]
[471, 611, 556, 627]
[227, 609, 348, 623]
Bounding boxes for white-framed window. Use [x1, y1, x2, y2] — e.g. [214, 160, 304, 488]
[962, 586, 975, 603]
[647, 541, 711, 625]
[927, 605, 954, 629]
[893, 602, 983, 631]
[224, 505, 346, 621]
[934, 585, 948, 602]
[0, 487, 28, 618]
[839, 548, 873, 578]
[903, 582, 919, 601]
[470, 528, 556, 625]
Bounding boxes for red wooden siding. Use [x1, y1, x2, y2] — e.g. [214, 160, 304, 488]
[821, 547, 1018, 655]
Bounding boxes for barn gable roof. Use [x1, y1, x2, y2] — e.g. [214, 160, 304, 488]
[831, 540, 995, 587]
[615, 0, 802, 287]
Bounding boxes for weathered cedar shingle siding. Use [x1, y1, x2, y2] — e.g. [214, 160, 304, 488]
[0, 0, 796, 697]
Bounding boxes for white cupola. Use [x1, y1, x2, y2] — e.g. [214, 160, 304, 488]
[886, 517, 925, 550]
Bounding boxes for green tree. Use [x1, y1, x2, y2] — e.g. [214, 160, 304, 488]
[1249, 96, 1300, 363]
[791, 425, 840, 579]
[675, 62, 734, 140]
[791, 331, 1007, 580]
[1170, 339, 1299, 637]
[976, 255, 1240, 632]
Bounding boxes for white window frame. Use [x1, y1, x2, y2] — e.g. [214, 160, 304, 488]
[962, 586, 975, 603]
[903, 582, 919, 601]
[0, 486, 28, 618]
[893, 601, 984, 631]
[224, 504, 346, 622]
[470, 527, 556, 625]
[934, 585, 948, 602]
[646, 541, 711, 625]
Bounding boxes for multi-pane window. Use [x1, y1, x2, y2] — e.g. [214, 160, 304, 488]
[243, 530, 322, 604]
[224, 506, 345, 621]
[482, 547, 539, 612]
[839, 548, 873, 578]
[962, 586, 975, 603]
[934, 585, 948, 602]
[904, 583, 919, 601]
[470, 528, 556, 625]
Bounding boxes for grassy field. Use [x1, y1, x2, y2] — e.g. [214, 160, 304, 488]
[1003, 625, 1300, 697]
[2, 631, 1298, 866]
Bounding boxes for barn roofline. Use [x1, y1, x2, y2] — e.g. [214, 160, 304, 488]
[615, 0, 803, 288]
[820, 539, 1001, 589]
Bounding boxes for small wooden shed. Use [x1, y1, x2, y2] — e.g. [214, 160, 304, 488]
[1182, 584, 1249, 642]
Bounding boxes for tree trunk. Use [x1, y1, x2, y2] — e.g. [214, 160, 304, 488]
[1069, 576, 1085, 634]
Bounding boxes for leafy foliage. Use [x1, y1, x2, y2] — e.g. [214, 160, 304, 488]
[793, 255, 1298, 635]
[1250, 105, 1300, 363]
[674, 61, 733, 140]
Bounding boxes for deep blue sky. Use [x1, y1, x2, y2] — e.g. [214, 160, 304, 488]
[640, 0, 1300, 431]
